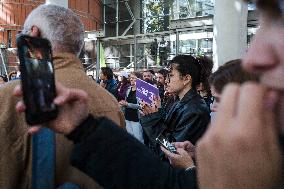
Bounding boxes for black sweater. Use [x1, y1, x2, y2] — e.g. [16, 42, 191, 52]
[66, 115, 197, 189]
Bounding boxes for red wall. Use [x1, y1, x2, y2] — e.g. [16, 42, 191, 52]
[0, 0, 102, 48]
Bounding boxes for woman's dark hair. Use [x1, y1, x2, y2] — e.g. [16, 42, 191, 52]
[101, 67, 114, 80]
[8, 71, 17, 80]
[121, 76, 129, 85]
[169, 55, 213, 88]
[209, 59, 259, 93]
[197, 56, 214, 95]
[157, 69, 168, 78]
[131, 71, 142, 79]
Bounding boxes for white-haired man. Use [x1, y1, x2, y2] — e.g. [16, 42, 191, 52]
[0, 4, 125, 189]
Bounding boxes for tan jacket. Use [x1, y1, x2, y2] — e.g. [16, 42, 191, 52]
[0, 53, 125, 189]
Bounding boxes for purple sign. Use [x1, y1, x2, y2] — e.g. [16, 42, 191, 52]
[136, 78, 159, 105]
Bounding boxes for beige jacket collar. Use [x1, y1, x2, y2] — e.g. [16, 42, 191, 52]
[53, 53, 83, 70]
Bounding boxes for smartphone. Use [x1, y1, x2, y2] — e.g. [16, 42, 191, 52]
[17, 35, 58, 125]
[156, 134, 178, 154]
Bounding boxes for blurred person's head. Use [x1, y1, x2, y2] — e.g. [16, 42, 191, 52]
[242, 0, 284, 136]
[196, 57, 214, 97]
[100, 67, 114, 81]
[129, 72, 142, 87]
[22, 4, 84, 57]
[156, 69, 168, 86]
[166, 55, 208, 100]
[119, 76, 128, 85]
[143, 70, 153, 82]
[210, 59, 259, 112]
[0, 75, 7, 85]
[8, 71, 17, 80]
[118, 71, 129, 84]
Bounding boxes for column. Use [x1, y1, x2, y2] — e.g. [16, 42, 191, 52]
[129, 0, 141, 34]
[213, 0, 248, 69]
[45, 0, 68, 8]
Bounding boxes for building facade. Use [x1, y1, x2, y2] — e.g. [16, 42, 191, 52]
[0, 0, 102, 48]
[0, 0, 102, 75]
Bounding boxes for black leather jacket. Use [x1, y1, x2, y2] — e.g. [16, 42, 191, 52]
[140, 89, 210, 148]
[67, 116, 197, 189]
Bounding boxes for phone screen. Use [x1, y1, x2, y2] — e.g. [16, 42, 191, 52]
[156, 134, 178, 154]
[17, 35, 58, 125]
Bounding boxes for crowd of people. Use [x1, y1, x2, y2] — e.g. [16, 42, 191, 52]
[0, 0, 283, 189]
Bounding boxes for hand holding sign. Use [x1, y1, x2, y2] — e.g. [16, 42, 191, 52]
[136, 79, 159, 105]
[136, 79, 160, 116]
[140, 100, 158, 115]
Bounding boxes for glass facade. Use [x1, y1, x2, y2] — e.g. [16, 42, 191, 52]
[142, 0, 214, 33]
[87, 0, 260, 76]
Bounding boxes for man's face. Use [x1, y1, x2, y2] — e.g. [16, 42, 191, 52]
[143, 71, 152, 81]
[242, 15, 284, 133]
[156, 73, 165, 86]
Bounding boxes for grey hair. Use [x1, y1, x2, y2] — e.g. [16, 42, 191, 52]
[22, 4, 85, 56]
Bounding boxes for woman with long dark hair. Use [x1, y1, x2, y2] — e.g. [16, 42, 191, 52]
[117, 71, 130, 101]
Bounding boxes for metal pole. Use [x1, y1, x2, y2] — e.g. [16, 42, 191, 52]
[0, 48, 9, 81]
[134, 35, 137, 71]
[145, 43, 148, 69]
[176, 0, 180, 19]
[116, 0, 119, 37]
[175, 31, 179, 56]
[96, 40, 100, 80]
[129, 43, 132, 66]
[103, 0, 106, 37]
[121, 1, 135, 36]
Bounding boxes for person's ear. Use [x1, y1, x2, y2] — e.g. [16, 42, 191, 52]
[183, 75, 192, 86]
[29, 26, 40, 37]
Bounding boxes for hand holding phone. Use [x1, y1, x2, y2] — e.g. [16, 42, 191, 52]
[156, 134, 178, 154]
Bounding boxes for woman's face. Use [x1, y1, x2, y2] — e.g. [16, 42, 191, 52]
[165, 66, 187, 94]
[210, 86, 221, 112]
[130, 74, 137, 86]
[100, 72, 107, 81]
[118, 75, 123, 82]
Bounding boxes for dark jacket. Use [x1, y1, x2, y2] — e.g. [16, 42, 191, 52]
[117, 83, 130, 101]
[140, 89, 210, 147]
[67, 115, 197, 189]
[105, 79, 118, 98]
[158, 85, 165, 101]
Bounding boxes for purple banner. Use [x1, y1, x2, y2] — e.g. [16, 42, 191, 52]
[136, 78, 159, 105]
